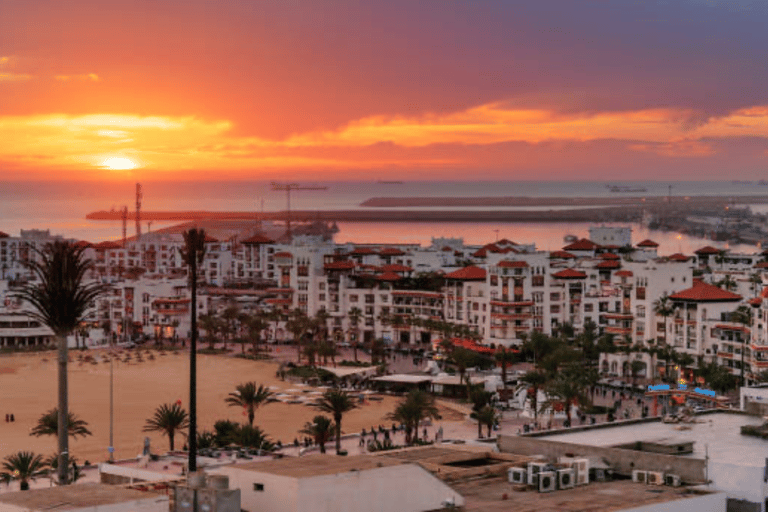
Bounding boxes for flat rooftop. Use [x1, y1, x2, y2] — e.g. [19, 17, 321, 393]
[541, 412, 765, 467]
[0, 482, 166, 509]
[454, 476, 715, 512]
[232, 454, 403, 478]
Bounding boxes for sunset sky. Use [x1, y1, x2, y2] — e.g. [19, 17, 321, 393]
[2, 0, 768, 181]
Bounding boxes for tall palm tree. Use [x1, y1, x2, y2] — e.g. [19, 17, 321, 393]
[198, 313, 222, 350]
[246, 312, 270, 355]
[473, 405, 499, 438]
[653, 294, 675, 345]
[386, 389, 440, 445]
[495, 346, 517, 390]
[14, 241, 108, 485]
[30, 408, 92, 439]
[299, 415, 335, 454]
[521, 370, 547, 423]
[143, 402, 189, 452]
[286, 309, 312, 364]
[538, 365, 592, 427]
[313, 388, 358, 454]
[225, 382, 273, 427]
[449, 347, 476, 398]
[181, 228, 205, 473]
[1, 452, 47, 491]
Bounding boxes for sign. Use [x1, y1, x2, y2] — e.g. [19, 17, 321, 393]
[648, 384, 670, 391]
[693, 387, 716, 397]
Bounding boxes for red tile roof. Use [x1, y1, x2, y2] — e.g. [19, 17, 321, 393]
[381, 263, 413, 273]
[448, 337, 495, 354]
[445, 266, 487, 280]
[74, 240, 92, 249]
[615, 270, 634, 277]
[754, 261, 768, 269]
[204, 235, 219, 243]
[749, 297, 762, 306]
[562, 238, 600, 251]
[324, 260, 356, 270]
[596, 260, 621, 269]
[496, 238, 517, 246]
[441, 246, 453, 252]
[549, 250, 576, 259]
[273, 251, 293, 258]
[637, 239, 659, 248]
[241, 234, 275, 244]
[498, 260, 529, 268]
[552, 268, 587, 279]
[669, 280, 742, 302]
[714, 324, 750, 333]
[0, 231, 10, 238]
[695, 246, 722, 255]
[599, 253, 620, 260]
[375, 272, 402, 281]
[472, 248, 488, 258]
[668, 253, 690, 262]
[350, 247, 377, 255]
[379, 247, 406, 256]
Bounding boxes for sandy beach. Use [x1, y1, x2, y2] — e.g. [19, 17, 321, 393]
[0, 349, 459, 465]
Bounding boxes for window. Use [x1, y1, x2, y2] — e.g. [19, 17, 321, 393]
[254, 483, 265, 491]
[584, 304, 594, 313]
[550, 292, 560, 301]
[349, 295, 358, 302]
[532, 275, 544, 287]
[550, 305, 560, 314]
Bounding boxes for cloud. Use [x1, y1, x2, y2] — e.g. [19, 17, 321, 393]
[54, 73, 100, 81]
[0, 73, 32, 82]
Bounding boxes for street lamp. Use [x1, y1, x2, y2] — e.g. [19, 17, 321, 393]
[109, 329, 114, 462]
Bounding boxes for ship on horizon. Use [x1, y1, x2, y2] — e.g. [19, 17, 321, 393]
[377, 180, 404, 184]
[606, 184, 648, 193]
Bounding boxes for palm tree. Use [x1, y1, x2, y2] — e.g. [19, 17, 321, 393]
[313, 388, 358, 454]
[495, 346, 517, 390]
[449, 347, 476, 398]
[386, 390, 441, 445]
[198, 313, 222, 350]
[653, 295, 675, 345]
[143, 402, 189, 452]
[221, 303, 241, 341]
[225, 382, 273, 427]
[474, 405, 499, 438]
[226, 424, 275, 451]
[521, 370, 547, 423]
[538, 365, 592, 427]
[246, 312, 270, 356]
[181, 228, 205, 473]
[30, 408, 92, 439]
[14, 241, 108, 485]
[347, 306, 363, 362]
[286, 309, 312, 364]
[1, 452, 47, 491]
[299, 415, 335, 454]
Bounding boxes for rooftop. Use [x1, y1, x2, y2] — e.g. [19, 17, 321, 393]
[541, 412, 765, 467]
[231, 454, 403, 478]
[453, 476, 716, 512]
[0, 483, 167, 509]
[669, 280, 742, 302]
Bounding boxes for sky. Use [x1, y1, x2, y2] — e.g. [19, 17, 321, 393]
[2, 0, 768, 182]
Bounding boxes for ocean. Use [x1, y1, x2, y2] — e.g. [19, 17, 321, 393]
[1, 180, 764, 254]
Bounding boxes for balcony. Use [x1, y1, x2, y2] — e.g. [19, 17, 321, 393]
[605, 326, 632, 335]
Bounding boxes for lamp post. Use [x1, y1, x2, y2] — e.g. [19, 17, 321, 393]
[109, 312, 115, 462]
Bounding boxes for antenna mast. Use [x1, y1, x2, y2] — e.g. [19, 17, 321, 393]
[135, 183, 143, 239]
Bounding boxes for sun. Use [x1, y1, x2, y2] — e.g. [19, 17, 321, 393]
[101, 157, 138, 170]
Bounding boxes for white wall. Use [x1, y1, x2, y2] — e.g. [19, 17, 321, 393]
[297, 464, 464, 512]
[212, 467, 298, 512]
[708, 461, 766, 505]
[620, 492, 726, 512]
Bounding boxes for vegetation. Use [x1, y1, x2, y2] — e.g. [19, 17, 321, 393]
[0, 452, 47, 491]
[225, 382, 273, 427]
[143, 403, 189, 451]
[386, 390, 440, 445]
[30, 408, 92, 439]
[312, 388, 358, 454]
[299, 415, 335, 454]
[14, 240, 109, 485]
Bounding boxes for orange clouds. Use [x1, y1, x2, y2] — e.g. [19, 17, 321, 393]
[1, 103, 768, 179]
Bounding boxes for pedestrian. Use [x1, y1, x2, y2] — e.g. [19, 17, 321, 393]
[373, 430, 378, 442]
[10, 414, 13, 422]
[423, 427, 428, 441]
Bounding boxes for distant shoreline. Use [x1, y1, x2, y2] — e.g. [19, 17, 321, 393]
[360, 195, 768, 207]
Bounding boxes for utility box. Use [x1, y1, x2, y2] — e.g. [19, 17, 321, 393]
[175, 472, 241, 512]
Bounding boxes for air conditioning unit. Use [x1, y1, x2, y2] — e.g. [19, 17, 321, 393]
[538, 471, 557, 493]
[665, 474, 681, 487]
[573, 458, 590, 485]
[557, 468, 576, 490]
[632, 470, 648, 483]
[591, 468, 607, 482]
[508, 467, 527, 484]
[528, 462, 548, 485]
[647, 471, 664, 485]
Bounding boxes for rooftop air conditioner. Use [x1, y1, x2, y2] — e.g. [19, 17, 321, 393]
[590, 468, 606, 482]
[538, 471, 557, 493]
[648, 471, 664, 485]
[632, 470, 648, 484]
[573, 458, 590, 485]
[665, 474, 681, 487]
[508, 467, 526, 485]
[528, 462, 548, 485]
[557, 468, 576, 490]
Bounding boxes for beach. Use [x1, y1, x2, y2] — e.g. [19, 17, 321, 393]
[0, 349, 449, 465]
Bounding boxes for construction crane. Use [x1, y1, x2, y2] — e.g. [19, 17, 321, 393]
[135, 183, 143, 239]
[270, 182, 328, 238]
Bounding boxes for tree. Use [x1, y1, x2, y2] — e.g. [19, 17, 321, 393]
[473, 405, 499, 438]
[386, 390, 441, 445]
[521, 370, 547, 423]
[14, 241, 109, 485]
[630, 360, 645, 387]
[225, 382, 273, 427]
[181, 228, 206, 473]
[143, 402, 189, 452]
[495, 346, 517, 390]
[1, 452, 47, 491]
[448, 347, 476, 398]
[313, 388, 358, 454]
[199, 313, 222, 350]
[221, 303, 241, 341]
[653, 295, 675, 345]
[470, 389, 495, 438]
[226, 424, 275, 451]
[717, 274, 737, 292]
[30, 409, 92, 439]
[299, 415, 335, 454]
[286, 309, 312, 364]
[246, 312, 270, 356]
[539, 365, 593, 427]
